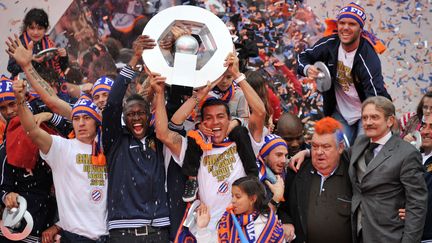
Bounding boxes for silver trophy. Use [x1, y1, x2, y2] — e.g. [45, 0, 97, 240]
[142, 6, 233, 94]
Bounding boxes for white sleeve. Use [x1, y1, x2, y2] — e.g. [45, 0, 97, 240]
[163, 136, 187, 168]
[248, 128, 265, 156]
[39, 135, 65, 171]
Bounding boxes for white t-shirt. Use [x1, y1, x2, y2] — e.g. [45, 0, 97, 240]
[40, 136, 108, 240]
[335, 44, 362, 125]
[169, 129, 263, 233]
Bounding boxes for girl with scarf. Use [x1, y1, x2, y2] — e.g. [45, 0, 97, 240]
[7, 8, 68, 80]
[194, 176, 285, 243]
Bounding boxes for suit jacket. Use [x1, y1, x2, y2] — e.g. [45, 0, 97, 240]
[349, 134, 427, 243]
[423, 156, 432, 240]
[280, 153, 352, 243]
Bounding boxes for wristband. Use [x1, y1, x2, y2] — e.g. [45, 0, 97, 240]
[192, 94, 200, 106]
[233, 73, 246, 84]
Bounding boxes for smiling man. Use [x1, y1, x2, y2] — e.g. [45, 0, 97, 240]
[350, 96, 427, 242]
[297, 2, 391, 145]
[101, 35, 174, 242]
[154, 52, 267, 238]
[420, 115, 432, 242]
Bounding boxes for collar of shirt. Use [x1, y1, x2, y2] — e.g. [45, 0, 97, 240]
[369, 131, 392, 155]
[316, 165, 339, 194]
[422, 152, 432, 165]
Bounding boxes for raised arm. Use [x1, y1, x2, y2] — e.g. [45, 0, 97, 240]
[102, 35, 155, 153]
[225, 52, 265, 142]
[13, 79, 52, 154]
[6, 35, 72, 119]
[170, 79, 220, 126]
[152, 73, 184, 158]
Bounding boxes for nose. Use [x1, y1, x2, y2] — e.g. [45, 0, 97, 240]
[131, 113, 141, 120]
[363, 117, 372, 125]
[315, 146, 325, 154]
[6, 106, 15, 116]
[78, 117, 86, 126]
[291, 139, 300, 148]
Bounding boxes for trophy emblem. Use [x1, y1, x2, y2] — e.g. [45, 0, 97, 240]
[142, 6, 233, 94]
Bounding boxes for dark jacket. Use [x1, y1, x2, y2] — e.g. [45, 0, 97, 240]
[0, 143, 57, 239]
[423, 156, 432, 240]
[0, 97, 69, 240]
[297, 34, 391, 116]
[279, 152, 352, 243]
[102, 67, 170, 230]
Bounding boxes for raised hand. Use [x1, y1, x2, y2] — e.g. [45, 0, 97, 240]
[196, 203, 211, 229]
[171, 25, 192, 40]
[34, 112, 53, 126]
[133, 35, 156, 57]
[5, 34, 33, 67]
[12, 79, 27, 102]
[148, 72, 167, 95]
[223, 52, 241, 79]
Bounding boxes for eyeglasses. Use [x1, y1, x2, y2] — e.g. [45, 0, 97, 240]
[126, 111, 146, 118]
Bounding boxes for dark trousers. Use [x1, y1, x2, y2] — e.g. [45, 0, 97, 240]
[109, 226, 169, 243]
[60, 230, 108, 243]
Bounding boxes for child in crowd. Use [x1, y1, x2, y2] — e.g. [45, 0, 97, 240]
[7, 8, 69, 79]
[195, 176, 285, 242]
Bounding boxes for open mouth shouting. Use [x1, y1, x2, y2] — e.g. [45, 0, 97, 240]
[133, 123, 144, 135]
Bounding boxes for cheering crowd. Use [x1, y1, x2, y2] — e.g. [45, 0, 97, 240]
[0, 1, 431, 243]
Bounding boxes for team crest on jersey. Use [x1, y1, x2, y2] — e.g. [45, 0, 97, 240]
[217, 181, 229, 195]
[90, 189, 103, 203]
[427, 164, 432, 173]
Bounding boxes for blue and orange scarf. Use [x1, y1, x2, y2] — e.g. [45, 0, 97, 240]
[175, 202, 198, 243]
[22, 32, 65, 79]
[212, 84, 236, 103]
[187, 129, 234, 151]
[218, 209, 284, 243]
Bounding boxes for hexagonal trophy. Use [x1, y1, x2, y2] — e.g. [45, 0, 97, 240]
[142, 5, 233, 95]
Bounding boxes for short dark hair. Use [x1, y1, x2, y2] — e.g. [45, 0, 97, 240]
[200, 98, 230, 120]
[22, 8, 49, 33]
[124, 94, 151, 116]
[232, 176, 268, 214]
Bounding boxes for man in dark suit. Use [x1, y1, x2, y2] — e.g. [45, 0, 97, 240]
[280, 117, 352, 243]
[419, 114, 432, 241]
[350, 96, 427, 242]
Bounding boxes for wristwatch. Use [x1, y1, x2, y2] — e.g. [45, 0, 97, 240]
[270, 199, 280, 208]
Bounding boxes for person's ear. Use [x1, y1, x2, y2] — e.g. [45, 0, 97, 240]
[338, 141, 345, 154]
